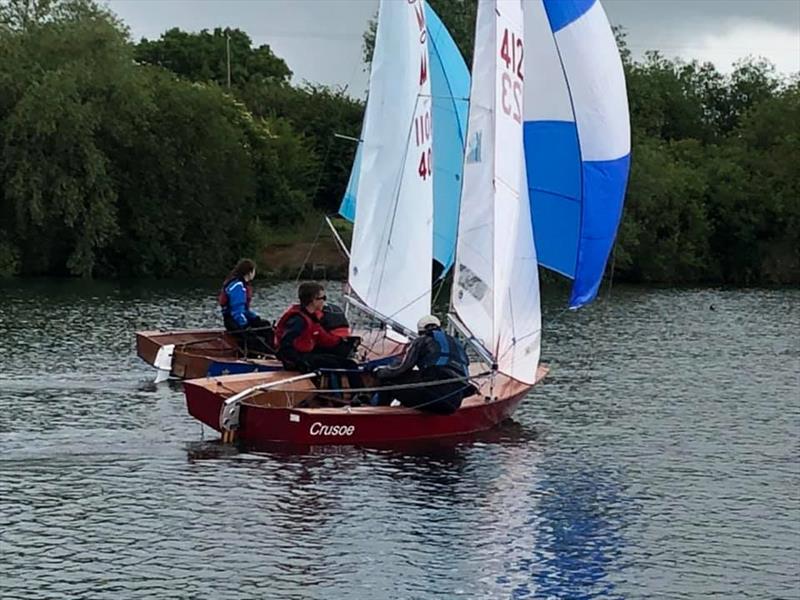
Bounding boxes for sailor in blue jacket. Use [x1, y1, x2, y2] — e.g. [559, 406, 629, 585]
[371, 315, 472, 414]
[219, 259, 274, 355]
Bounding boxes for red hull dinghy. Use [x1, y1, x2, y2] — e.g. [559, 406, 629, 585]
[184, 365, 548, 446]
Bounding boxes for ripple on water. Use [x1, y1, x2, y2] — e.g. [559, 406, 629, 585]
[0, 282, 798, 599]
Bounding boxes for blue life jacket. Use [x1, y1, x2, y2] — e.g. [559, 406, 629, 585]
[417, 329, 469, 376]
[220, 278, 256, 328]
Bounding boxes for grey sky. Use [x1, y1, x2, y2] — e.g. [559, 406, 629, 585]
[106, 0, 800, 97]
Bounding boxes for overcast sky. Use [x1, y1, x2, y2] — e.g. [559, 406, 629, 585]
[106, 0, 800, 97]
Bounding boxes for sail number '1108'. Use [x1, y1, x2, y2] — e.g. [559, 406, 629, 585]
[410, 0, 432, 181]
[415, 112, 432, 180]
[499, 27, 523, 123]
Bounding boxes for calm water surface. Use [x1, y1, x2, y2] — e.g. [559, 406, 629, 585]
[0, 280, 798, 599]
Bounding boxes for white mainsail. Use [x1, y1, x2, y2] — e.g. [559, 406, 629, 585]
[452, 0, 542, 384]
[348, 0, 434, 333]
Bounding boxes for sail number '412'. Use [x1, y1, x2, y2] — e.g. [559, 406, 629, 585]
[499, 28, 523, 123]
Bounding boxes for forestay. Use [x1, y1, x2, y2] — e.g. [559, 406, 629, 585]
[523, 0, 631, 308]
[452, 0, 541, 385]
[348, 0, 434, 332]
[341, 3, 469, 279]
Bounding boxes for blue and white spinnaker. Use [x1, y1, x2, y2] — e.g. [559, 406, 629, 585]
[524, 0, 631, 308]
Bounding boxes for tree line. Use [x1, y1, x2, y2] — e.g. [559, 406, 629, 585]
[0, 0, 797, 283]
[0, 0, 362, 278]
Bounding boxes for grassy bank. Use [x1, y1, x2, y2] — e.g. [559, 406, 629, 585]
[259, 214, 351, 280]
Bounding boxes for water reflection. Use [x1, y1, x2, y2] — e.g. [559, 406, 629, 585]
[530, 461, 630, 600]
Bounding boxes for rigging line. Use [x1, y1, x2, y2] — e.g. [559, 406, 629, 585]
[503, 286, 516, 361]
[495, 326, 541, 363]
[431, 271, 451, 307]
[339, 382, 476, 411]
[324, 214, 351, 260]
[294, 218, 326, 283]
[547, 18, 586, 288]
[261, 370, 492, 395]
[357, 337, 394, 362]
[418, 94, 471, 101]
[426, 23, 469, 138]
[606, 245, 617, 302]
[449, 84, 476, 317]
[492, 282, 540, 365]
[311, 133, 335, 204]
[381, 284, 436, 328]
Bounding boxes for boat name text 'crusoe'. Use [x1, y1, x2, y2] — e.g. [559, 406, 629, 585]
[309, 423, 355, 436]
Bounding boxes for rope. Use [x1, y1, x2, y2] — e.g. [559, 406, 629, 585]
[398, 381, 476, 411]
[293, 128, 337, 283]
[606, 246, 617, 301]
[249, 370, 491, 395]
[294, 218, 326, 283]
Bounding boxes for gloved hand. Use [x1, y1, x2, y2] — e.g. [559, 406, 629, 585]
[339, 336, 361, 358]
[251, 316, 273, 330]
[343, 335, 362, 348]
[372, 365, 390, 379]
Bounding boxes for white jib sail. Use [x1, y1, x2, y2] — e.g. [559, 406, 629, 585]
[452, 0, 541, 384]
[348, 0, 434, 333]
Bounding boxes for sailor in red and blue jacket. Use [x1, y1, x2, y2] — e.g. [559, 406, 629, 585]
[220, 276, 261, 331]
[219, 258, 274, 355]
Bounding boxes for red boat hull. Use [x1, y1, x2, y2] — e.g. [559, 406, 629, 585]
[183, 366, 547, 446]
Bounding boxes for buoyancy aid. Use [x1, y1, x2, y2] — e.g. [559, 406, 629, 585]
[218, 278, 253, 314]
[320, 304, 351, 337]
[275, 304, 342, 353]
[417, 329, 469, 376]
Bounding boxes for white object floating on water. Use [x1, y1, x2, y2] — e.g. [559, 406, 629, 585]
[153, 344, 175, 384]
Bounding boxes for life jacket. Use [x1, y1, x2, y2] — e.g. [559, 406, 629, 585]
[275, 304, 342, 354]
[218, 278, 253, 314]
[320, 304, 350, 337]
[417, 329, 469, 376]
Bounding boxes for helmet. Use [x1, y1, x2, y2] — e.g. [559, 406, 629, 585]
[417, 314, 441, 333]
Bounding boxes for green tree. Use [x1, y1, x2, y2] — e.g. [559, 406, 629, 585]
[616, 137, 714, 282]
[0, 0, 316, 277]
[0, 1, 137, 275]
[239, 82, 363, 211]
[705, 81, 800, 283]
[134, 27, 291, 88]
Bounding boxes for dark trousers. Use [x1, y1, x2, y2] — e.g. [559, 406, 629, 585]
[280, 344, 364, 390]
[224, 316, 275, 357]
[378, 368, 469, 415]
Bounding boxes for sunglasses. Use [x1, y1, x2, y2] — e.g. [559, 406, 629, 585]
[316, 295, 327, 301]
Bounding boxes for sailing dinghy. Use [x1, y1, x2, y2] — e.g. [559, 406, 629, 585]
[182, 0, 630, 446]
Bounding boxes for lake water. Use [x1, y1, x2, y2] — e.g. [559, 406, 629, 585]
[0, 280, 798, 599]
